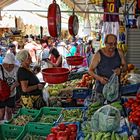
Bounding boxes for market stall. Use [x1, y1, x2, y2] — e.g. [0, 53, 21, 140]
[0, 0, 140, 140]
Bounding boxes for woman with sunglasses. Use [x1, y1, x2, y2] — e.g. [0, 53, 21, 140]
[88, 34, 127, 103]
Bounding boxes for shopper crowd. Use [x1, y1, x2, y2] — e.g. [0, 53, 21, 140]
[0, 33, 127, 121]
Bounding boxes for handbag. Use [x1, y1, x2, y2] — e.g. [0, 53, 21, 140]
[0, 65, 11, 101]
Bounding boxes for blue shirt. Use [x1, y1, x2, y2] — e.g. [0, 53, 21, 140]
[0, 56, 4, 64]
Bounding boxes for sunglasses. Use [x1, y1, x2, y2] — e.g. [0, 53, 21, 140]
[106, 42, 117, 46]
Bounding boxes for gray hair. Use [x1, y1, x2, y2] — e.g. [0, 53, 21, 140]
[16, 49, 29, 63]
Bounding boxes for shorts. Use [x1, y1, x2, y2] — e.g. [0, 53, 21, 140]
[0, 96, 16, 108]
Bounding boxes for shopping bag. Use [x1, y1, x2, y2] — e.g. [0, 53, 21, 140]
[103, 73, 119, 102]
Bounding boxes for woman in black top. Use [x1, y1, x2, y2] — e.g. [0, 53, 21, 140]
[16, 49, 45, 109]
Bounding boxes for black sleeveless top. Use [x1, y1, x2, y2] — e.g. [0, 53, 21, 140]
[95, 49, 121, 93]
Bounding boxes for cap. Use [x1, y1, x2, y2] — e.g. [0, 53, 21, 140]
[3, 53, 15, 64]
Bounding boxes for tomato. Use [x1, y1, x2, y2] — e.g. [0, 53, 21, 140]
[128, 98, 135, 104]
[67, 124, 77, 132]
[133, 116, 140, 123]
[136, 98, 140, 103]
[57, 131, 68, 140]
[46, 133, 57, 140]
[124, 102, 131, 108]
[51, 127, 60, 134]
[71, 131, 77, 138]
[58, 123, 66, 131]
[136, 93, 140, 99]
[69, 135, 76, 140]
[65, 127, 71, 136]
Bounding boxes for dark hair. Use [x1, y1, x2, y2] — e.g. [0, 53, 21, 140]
[104, 34, 117, 44]
[40, 39, 48, 45]
[49, 47, 60, 58]
[9, 43, 15, 48]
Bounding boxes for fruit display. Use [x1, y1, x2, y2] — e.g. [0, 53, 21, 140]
[118, 43, 128, 55]
[46, 123, 78, 140]
[76, 74, 94, 88]
[124, 94, 140, 126]
[120, 63, 139, 85]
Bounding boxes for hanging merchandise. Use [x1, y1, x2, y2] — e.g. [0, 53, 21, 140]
[102, 0, 122, 22]
[48, 0, 61, 37]
[68, 9, 79, 36]
[101, 0, 122, 43]
[83, 12, 91, 36]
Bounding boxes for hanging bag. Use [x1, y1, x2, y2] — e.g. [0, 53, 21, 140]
[103, 73, 119, 102]
[0, 65, 11, 101]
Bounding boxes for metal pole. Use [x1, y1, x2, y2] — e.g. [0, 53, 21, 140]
[2, 9, 140, 16]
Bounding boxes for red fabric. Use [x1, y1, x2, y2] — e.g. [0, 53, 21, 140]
[0, 79, 10, 101]
[103, 0, 121, 22]
[50, 55, 62, 67]
[138, 0, 140, 9]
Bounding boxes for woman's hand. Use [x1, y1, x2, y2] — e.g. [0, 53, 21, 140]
[113, 68, 121, 76]
[37, 83, 45, 90]
[99, 76, 108, 85]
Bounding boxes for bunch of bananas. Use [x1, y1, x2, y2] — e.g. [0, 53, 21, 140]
[118, 42, 128, 55]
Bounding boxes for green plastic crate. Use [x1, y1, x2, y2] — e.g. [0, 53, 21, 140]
[17, 122, 53, 140]
[6, 108, 40, 126]
[33, 107, 63, 124]
[0, 123, 24, 140]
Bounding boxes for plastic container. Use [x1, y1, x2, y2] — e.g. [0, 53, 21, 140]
[72, 88, 92, 99]
[42, 67, 70, 84]
[120, 83, 140, 95]
[33, 107, 63, 125]
[66, 56, 84, 66]
[17, 122, 52, 140]
[0, 124, 24, 140]
[6, 108, 39, 125]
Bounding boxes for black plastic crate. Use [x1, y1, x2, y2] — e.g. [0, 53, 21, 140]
[120, 83, 140, 95]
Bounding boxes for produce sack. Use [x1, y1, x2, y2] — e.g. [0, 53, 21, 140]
[103, 73, 119, 102]
[91, 105, 121, 132]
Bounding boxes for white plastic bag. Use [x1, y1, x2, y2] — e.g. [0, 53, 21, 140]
[127, 73, 140, 84]
[103, 73, 119, 102]
[91, 105, 121, 132]
[42, 87, 50, 106]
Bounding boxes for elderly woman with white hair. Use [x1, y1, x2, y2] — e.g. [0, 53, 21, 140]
[0, 53, 19, 121]
[16, 49, 45, 109]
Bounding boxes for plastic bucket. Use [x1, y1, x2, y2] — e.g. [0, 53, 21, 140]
[66, 56, 84, 66]
[42, 67, 70, 84]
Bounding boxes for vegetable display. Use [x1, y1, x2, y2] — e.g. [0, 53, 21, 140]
[46, 123, 78, 140]
[124, 94, 140, 126]
[86, 101, 102, 120]
[84, 131, 128, 140]
[22, 133, 46, 140]
[61, 108, 83, 122]
[11, 115, 33, 126]
[39, 114, 58, 124]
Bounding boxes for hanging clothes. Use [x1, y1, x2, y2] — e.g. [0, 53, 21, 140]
[102, 0, 121, 22]
[102, 0, 121, 43]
